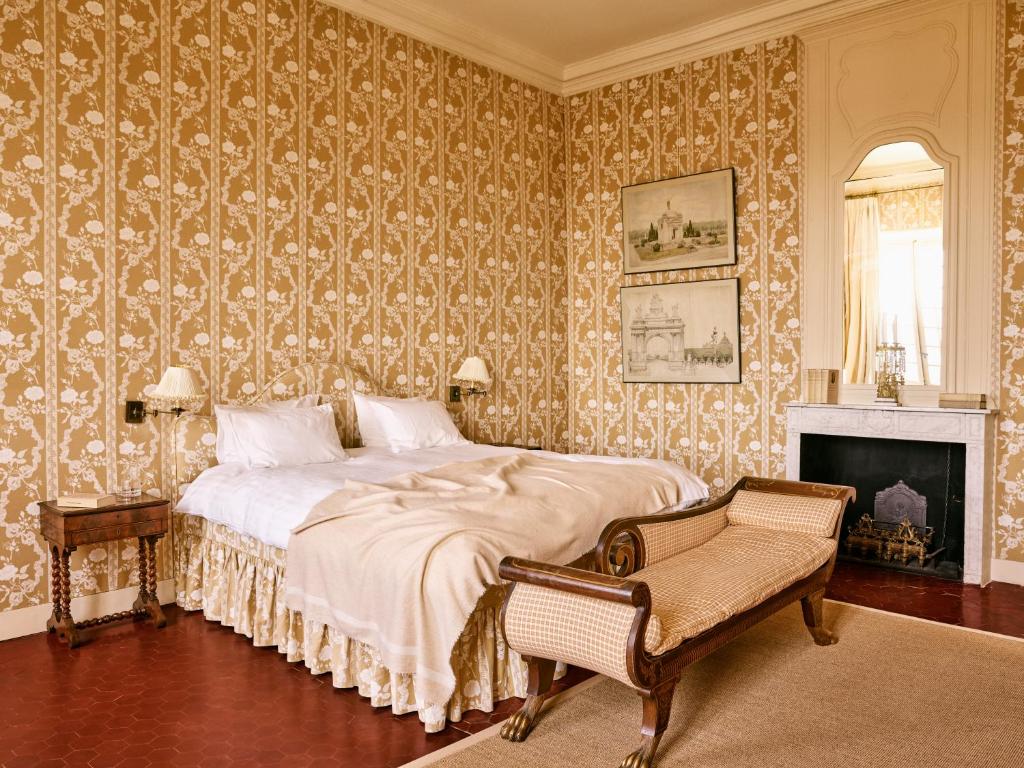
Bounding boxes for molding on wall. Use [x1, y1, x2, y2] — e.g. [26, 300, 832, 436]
[322, 0, 898, 96]
[560, 0, 894, 95]
[991, 558, 1024, 586]
[317, 0, 564, 93]
[0, 579, 175, 643]
[801, 0, 997, 403]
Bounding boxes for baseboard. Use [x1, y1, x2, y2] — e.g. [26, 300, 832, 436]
[990, 558, 1024, 586]
[0, 579, 176, 642]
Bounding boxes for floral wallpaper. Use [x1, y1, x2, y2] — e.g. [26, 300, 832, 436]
[563, 38, 803, 497]
[562, 16, 1024, 565]
[997, 0, 1024, 562]
[0, 0, 569, 614]
[2, 0, 1024, 622]
[876, 185, 943, 231]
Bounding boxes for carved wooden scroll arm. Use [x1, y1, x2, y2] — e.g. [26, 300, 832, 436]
[498, 556, 647, 606]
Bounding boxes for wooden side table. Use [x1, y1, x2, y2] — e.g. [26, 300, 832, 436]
[38, 493, 170, 647]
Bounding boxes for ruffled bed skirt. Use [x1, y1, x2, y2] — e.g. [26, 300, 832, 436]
[173, 513, 559, 732]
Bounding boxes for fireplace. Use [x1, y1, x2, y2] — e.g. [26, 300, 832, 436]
[785, 403, 995, 585]
[799, 433, 965, 579]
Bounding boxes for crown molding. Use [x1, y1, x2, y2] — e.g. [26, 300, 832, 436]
[560, 0, 898, 95]
[319, 0, 564, 93]
[323, 0, 907, 97]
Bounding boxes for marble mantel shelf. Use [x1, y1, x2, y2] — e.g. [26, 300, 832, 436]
[785, 401, 996, 415]
[785, 402, 996, 585]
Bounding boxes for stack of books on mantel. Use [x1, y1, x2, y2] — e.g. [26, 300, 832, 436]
[801, 368, 839, 404]
[938, 393, 987, 409]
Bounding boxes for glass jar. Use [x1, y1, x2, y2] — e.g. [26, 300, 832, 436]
[114, 460, 142, 501]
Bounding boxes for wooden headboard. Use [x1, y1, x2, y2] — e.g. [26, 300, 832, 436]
[172, 362, 379, 498]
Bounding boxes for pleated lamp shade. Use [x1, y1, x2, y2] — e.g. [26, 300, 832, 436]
[454, 356, 490, 385]
[150, 366, 205, 403]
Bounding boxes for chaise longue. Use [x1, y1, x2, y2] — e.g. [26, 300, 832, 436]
[498, 476, 855, 768]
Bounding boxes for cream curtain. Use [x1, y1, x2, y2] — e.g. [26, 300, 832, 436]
[844, 197, 880, 384]
[879, 184, 942, 384]
[908, 239, 931, 385]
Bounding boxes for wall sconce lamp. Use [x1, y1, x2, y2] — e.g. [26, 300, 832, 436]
[125, 366, 205, 423]
[448, 357, 491, 402]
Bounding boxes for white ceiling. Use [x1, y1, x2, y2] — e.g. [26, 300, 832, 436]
[409, 0, 777, 64]
[326, 0, 893, 94]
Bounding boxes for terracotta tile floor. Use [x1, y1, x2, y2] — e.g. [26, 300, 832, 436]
[826, 559, 1024, 638]
[1, 561, 1021, 768]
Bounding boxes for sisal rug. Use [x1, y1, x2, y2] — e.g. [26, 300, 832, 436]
[408, 602, 1024, 768]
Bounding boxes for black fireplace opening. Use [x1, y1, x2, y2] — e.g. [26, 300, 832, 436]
[799, 433, 965, 580]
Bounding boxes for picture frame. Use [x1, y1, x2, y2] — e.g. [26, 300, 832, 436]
[620, 277, 741, 384]
[621, 168, 737, 274]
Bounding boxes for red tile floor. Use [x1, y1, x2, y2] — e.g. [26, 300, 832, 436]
[1, 560, 1021, 768]
[826, 559, 1024, 638]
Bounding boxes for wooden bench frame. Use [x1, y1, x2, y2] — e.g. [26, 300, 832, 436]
[497, 476, 855, 768]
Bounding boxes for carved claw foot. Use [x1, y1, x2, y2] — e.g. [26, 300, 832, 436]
[810, 628, 838, 646]
[500, 710, 536, 742]
[619, 749, 652, 768]
[801, 590, 837, 647]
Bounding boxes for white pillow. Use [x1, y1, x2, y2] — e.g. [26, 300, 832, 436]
[365, 398, 468, 452]
[353, 392, 424, 448]
[214, 395, 318, 464]
[224, 404, 346, 468]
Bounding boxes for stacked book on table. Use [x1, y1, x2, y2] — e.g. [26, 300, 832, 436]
[56, 492, 117, 509]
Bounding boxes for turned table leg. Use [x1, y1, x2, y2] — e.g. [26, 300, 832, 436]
[46, 545, 62, 633]
[137, 534, 150, 599]
[48, 546, 80, 647]
[132, 535, 166, 628]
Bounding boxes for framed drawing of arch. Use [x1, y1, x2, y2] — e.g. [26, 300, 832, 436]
[620, 278, 741, 384]
[621, 168, 737, 274]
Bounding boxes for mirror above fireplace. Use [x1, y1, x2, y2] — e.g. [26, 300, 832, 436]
[843, 141, 946, 388]
[801, 0, 996, 406]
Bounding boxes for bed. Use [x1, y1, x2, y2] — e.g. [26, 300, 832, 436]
[171, 362, 709, 732]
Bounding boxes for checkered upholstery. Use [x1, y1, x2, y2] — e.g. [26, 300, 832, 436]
[503, 583, 662, 687]
[502, 489, 842, 683]
[638, 525, 836, 654]
[637, 506, 728, 566]
[726, 490, 842, 537]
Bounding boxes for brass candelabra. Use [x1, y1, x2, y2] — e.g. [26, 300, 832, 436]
[875, 342, 905, 403]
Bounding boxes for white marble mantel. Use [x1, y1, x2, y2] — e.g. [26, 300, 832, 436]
[785, 402, 996, 585]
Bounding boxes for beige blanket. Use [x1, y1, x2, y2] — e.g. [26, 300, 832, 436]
[284, 452, 682, 707]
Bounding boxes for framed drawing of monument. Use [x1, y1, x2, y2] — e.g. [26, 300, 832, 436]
[621, 168, 736, 274]
[620, 278, 741, 384]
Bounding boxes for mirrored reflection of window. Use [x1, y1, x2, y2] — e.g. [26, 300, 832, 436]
[843, 141, 944, 386]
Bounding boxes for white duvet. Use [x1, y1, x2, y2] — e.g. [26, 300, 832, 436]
[175, 443, 710, 549]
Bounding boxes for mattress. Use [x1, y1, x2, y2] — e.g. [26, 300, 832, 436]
[175, 443, 709, 549]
